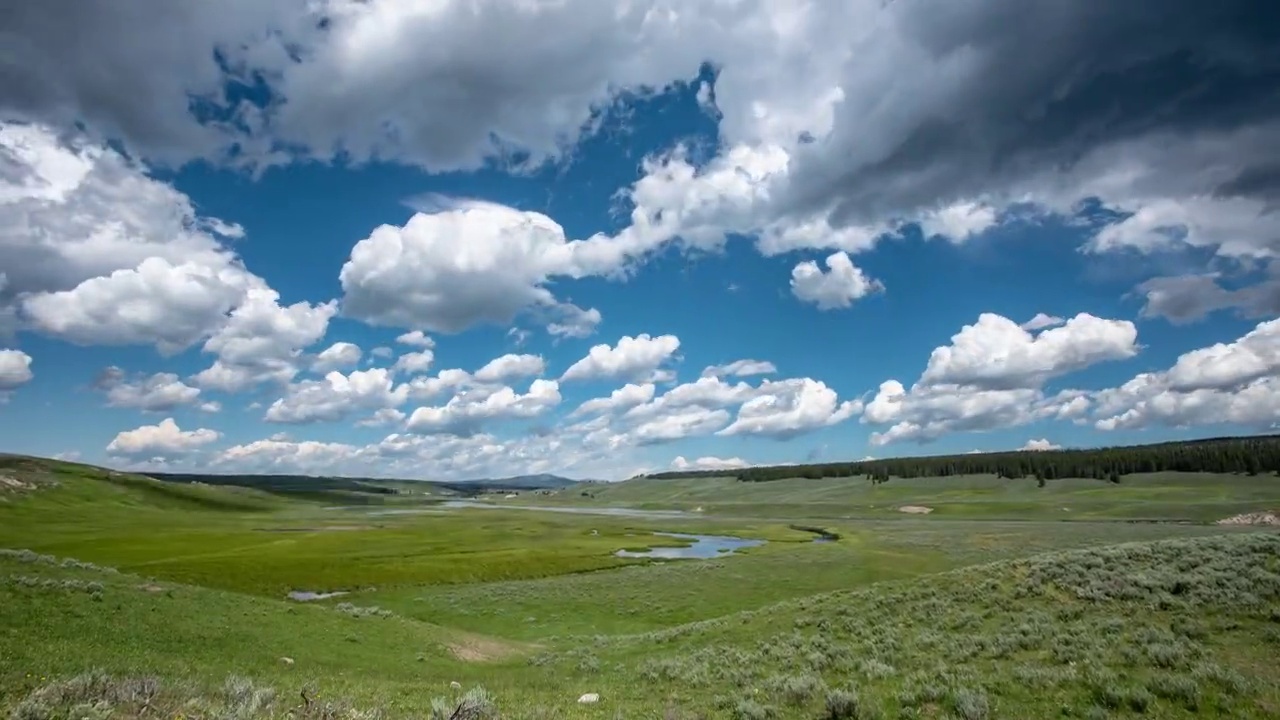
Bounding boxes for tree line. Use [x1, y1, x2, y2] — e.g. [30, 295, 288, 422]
[644, 435, 1280, 484]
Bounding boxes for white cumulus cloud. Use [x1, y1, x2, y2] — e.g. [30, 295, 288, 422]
[561, 333, 680, 383]
[1092, 318, 1280, 432]
[0, 349, 34, 391]
[106, 418, 219, 457]
[790, 251, 883, 310]
[406, 379, 561, 436]
[311, 342, 362, 373]
[670, 455, 751, 472]
[265, 368, 408, 425]
[94, 367, 201, 412]
[702, 359, 778, 378]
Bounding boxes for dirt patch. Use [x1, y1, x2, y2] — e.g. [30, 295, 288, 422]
[1216, 511, 1279, 526]
[255, 525, 374, 533]
[897, 505, 934, 515]
[0, 475, 34, 491]
[445, 634, 527, 663]
[137, 584, 167, 593]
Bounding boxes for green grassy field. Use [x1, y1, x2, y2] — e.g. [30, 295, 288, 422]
[554, 471, 1280, 522]
[2, 455, 1279, 719]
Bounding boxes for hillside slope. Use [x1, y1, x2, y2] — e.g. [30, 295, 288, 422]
[3, 533, 1278, 718]
[0, 455, 280, 513]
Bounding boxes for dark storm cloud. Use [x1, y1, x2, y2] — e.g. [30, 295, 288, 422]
[785, 0, 1280, 226]
[1137, 266, 1280, 324]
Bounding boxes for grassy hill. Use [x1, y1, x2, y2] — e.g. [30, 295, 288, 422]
[147, 469, 580, 499]
[3, 451, 1280, 718]
[558, 470, 1280, 523]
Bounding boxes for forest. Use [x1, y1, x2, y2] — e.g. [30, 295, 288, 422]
[646, 435, 1280, 484]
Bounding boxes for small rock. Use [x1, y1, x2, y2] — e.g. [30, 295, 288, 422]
[578, 693, 599, 704]
[450, 681, 462, 690]
[279, 657, 295, 666]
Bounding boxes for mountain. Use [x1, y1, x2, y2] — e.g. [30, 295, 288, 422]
[141, 470, 582, 498]
[456, 473, 583, 489]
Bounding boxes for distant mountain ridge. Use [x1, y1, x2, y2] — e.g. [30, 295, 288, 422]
[142, 469, 582, 497]
[463, 473, 582, 489]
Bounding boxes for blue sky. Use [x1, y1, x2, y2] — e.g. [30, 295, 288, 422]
[1, 0, 1278, 480]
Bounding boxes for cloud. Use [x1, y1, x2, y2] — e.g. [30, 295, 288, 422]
[393, 350, 435, 376]
[576, 374, 859, 447]
[106, 417, 219, 457]
[356, 408, 406, 428]
[861, 311, 1136, 445]
[1135, 268, 1280, 325]
[340, 200, 601, 335]
[20, 257, 256, 354]
[4, 0, 851, 172]
[0, 349, 33, 396]
[701, 359, 778, 378]
[264, 368, 408, 425]
[94, 367, 201, 412]
[772, 0, 1280, 259]
[545, 303, 602, 339]
[1092, 318, 1280, 431]
[920, 313, 1139, 390]
[1021, 438, 1062, 452]
[311, 342, 362, 373]
[214, 437, 369, 476]
[572, 382, 656, 417]
[406, 379, 561, 436]
[212, 426, 624, 482]
[0, 123, 261, 347]
[473, 354, 546, 384]
[193, 288, 337, 392]
[790, 251, 884, 310]
[561, 333, 680, 383]
[623, 407, 732, 445]
[1020, 313, 1065, 331]
[670, 455, 750, 472]
[9, 0, 1278, 272]
[395, 331, 435, 348]
[717, 378, 862, 438]
[864, 381, 1066, 446]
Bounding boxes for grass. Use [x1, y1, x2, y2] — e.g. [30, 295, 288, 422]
[558, 471, 1280, 522]
[3, 456, 1280, 718]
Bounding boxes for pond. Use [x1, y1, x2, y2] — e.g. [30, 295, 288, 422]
[439, 500, 694, 519]
[286, 590, 348, 601]
[328, 501, 694, 519]
[615, 532, 765, 560]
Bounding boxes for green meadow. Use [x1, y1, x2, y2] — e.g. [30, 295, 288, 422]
[2, 453, 1279, 719]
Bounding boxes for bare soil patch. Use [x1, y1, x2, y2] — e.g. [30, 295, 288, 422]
[1216, 511, 1279, 526]
[445, 634, 528, 663]
[255, 525, 374, 533]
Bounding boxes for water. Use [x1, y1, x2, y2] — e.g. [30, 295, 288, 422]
[439, 500, 693, 519]
[328, 501, 692, 519]
[287, 590, 348, 601]
[615, 532, 765, 559]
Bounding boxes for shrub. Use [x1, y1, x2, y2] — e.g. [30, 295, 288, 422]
[731, 699, 774, 720]
[1147, 673, 1199, 710]
[333, 603, 392, 619]
[770, 673, 824, 706]
[949, 689, 989, 720]
[429, 687, 496, 720]
[822, 689, 859, 720]
[858, 659, 896, 680]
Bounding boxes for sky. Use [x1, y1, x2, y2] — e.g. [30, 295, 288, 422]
[1, 0, 1278, 481]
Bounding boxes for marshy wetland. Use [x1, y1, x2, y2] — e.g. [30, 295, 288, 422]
[2, 447, 1280, 719]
